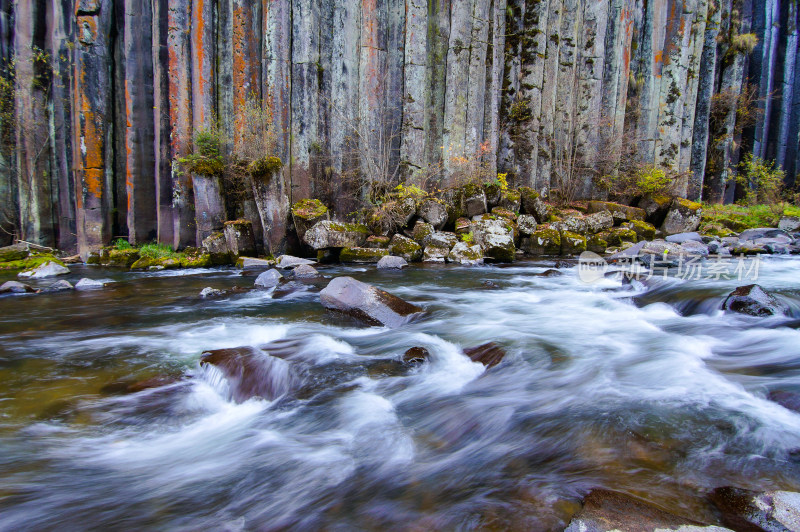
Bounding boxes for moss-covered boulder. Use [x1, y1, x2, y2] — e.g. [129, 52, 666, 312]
[587, 235, 608, 254]
[521, 227, 561, 255]
[560, 215, 588, 235]
[519, 187, 550, 223]
[602, 227, 638, 247]
[623, 220, 656, 241]
[291, 199, 329, 241]
[423, 246, 450, 263]
[411, 220, 434, 244]
[365, 235, 391, 248]
[180, 253, 213, 268]
[0, 253, 64, 272]
[560, 231, 587, 255]
[637, 193, 673, 226]
[427, 231, 458, 249]
[107, 248, 141, 267]
[498, 190, 521, 213]
[389, 234, 423, 262]
[339, 247, 389, 263]
[0, 243, 29, 262]
[223, 220, 257, 256]
[304, 220, 370, 249]
[447, 242, 484, 265]
[517, 214, 538, 236]
[661, 198, 702, 235]
[202, 231, 234, 264]
[417, 198, 448, 229]
[17, 259, 70, 278]
[483, 181, 502, 208]
[131, 256, 182, 270]
[699, 222, 734, 238]
[585, 211, 614, 234]
[455, 217, 472, 236]
[587, 200, 646, 223]
[491, 207, 517, 222]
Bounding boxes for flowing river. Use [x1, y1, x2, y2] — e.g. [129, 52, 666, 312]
[2, 259, 800, 530]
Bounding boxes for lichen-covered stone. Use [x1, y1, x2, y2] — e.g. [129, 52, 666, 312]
[519, 187, 550, 223]
[587, 235, 608, 254]
[417, 198, 448, 229]
[422, 246, 450, 262]
[560, 231, 587, 255]
[365, 235, 391, 248]
[455, 217, 472, 235]
[480, 233, 515, 262]
[779, 216, 800, 233]
[585, 211, 614, 234]
[339, 247, 389, 263]
[223, 220, 257, 257]
[411, 220, 434, 244]
[604, 228, 638, 247]
[389, 234, 423, 262]
[427, 231, 458, 249]
[291, 199, 329, 240]
[490, 207, 517, 222]
[637, 193, 673, 225]
[304, 221, 370, 249]
[560, 215, 588, 235]
[447, 242, 484, 265]
[498, 190, 521, 213]
[661, 198, 703, 235]
[517, 214, 538, 236]
[623, 220, 656, 241]
[587, 201, 646, 223]
[0, 243, 29, 262]
[179, 254, 213, 268]
[521, 227, 561, 256]
[202, 231, 233, 264]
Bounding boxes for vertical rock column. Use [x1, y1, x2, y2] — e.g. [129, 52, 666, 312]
[0, 0, 14, 246]
[358, 0, 387, 194]
[482, 0, 506, 174]
[423, 0, 451, 184]
[775, 0, 798, 172]
[123, 0, 157, 243]
[72, 0, 114, 257]
[15, 0, 55, 247]
[400, 0, 426, 180]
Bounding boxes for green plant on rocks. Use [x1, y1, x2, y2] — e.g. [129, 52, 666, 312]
[248, 156, 283, 179]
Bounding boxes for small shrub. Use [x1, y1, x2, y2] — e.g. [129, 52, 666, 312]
[731, 33, 758, 55]
[113, 238, 132, 250]
[461, 232, 474, 243]
[248, 156, 283, 179]
[178, 128, 224, 176]
[736, 154, 785, 206]
[635, 166, 672, 195]
[139, 243, 176, 260]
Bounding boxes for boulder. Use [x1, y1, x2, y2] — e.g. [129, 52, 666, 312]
[339, 247, 389, 263]
[637, 193, 673, 226]
[519, 187, 550, 223]
[75, 278, 107, 290]
[0, 243, 29, 262]
[106, 249, 140, 267]
[454, 217, 472, 235]
[728, 243, 767, 255]
[587, 200, 646, 223]
[778, 216, 800, 233]
[254, 269, 283, 288]
[389, 234, 423, 262]
[584, 211, 614, 234]
[292, 264, 320, 279]
[517, 214, 538, 236]
[238, 257, 274, 269]
[666, 231, 703, 243]
[377, 255, 408, 270]
[0, 280, 35, 294]
[411, 220, 434, 244]
[679, 240, 710, 257]
[303, 221, 369, 249]
[722, 284, 790, 317]
[18, 261, 70, 279]
[661, 198, 703, 235]
[491, 206, 517, 222]
[291, 199, 329, 241]
[464, 189, 488, 217]
[319, 276, 425, 328]
[560, 215, 588, 235]
[200, 346, 298, 403]
[223, 220, 257, 257]
[423, 246, 450, 263]
[602, 227, 638, 247]
[403, 347, 430, 366]
[739, 228, 790, 241]
[41, 280, 74, 292]
[623, 220, 657, 241]
[447, 242, 484, 265]
[417, 198, 448, 229]
[202, 231, 232, 263]
[587, 235, 608, 254]
[427, 231, 458, 249]
[388, 197, 418, 228]
[365, 235, 391, 248]
[199, 287, 224, 298]
[498, 190, 522, 212]
[463, 342, 506, 368]
[473, 219, 515, 262]
[276, 255, 316, 269]
[561, 231, 587, 255]
[710, 487, 800, 532]
[565, 489, 722, 532]
[521, 227, 561, 256]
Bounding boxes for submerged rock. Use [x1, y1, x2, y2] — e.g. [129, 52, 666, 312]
[199, 287, 224, 298]
[200, 346, 299, 403]
[710, 487, 800, 531]
[41, 280, 74, 292]
[565, 489, 721, 532]
[768, 390, 800, 413]
[254, 269, 283, 288]
[75, 278, 107, 290]
[463, 342, 506, 368]
[377, 255, 408, 270]
[18, 261, 70, 279]
[0, 280, 35, 294]
[320, 276, 425, 328]
[403, 347, 430, 366]
[292, 264, 320, 279]
[722, 284, 790, 317]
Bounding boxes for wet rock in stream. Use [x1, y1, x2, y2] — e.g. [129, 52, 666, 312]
[200, 346, 300, 403]
[722, 284, 791, 317]
[320, 276, 425, 328]
[709, 487, 800, 531]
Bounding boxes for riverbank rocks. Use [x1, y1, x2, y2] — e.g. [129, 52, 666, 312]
[464, 189, 488, 217]
[637, 193, 674, 226]
[661, 198, 703, 235]
[779, 215, 800, 232]
[417, 198, 447, 229]
[389, 234, 423, 262]
[292, 264, 320, 279]
[255, 269, 283, 288]
[587, 235, 608, 254]
[561, 231, 587, 255]
[522, 227, 561, 256]
[423, 246, 450, 262]
[722, 284, 790, 317]
[200, 346, 298, 403]
[427, 231, 459, 249]
[519, 187, 550, 222]
[106, 249, 140, 267]
[0, 243, 29, 262]
[710, 487, 800, 531]
[291, 199, 329, 241]
[585, 211, 614, 234]
[377, 255, 408, 269]
[623, 220, 656, 241]
[464, 342, 506, 368]
[587, 201, 646, 223]
[276, 255, 315, 269]
[473, 219, 515, 262]
[75, 278, 107, 290]
[411, 221, 434, 244]
[565, 489, 722, 532]
[339, 247, 389, 263]
[448, 242, 484, 265]
[602, 227, 638, 247]
[666, 231, 703, 243]
[42, 280, 74, 292]
[320, 276, 425, 328]
[303, 221, 369, 250]
[223, 220, 257, 257]
[18, 261, 70, 279]
[238, 257, 274, 269]
[0, 280, 35, 294]
[517, 214, 538, 235]
[202, 232, 234, 264]
[739, 227, 791, 241]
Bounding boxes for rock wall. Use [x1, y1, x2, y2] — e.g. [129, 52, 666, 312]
[0, 0, 798, 254]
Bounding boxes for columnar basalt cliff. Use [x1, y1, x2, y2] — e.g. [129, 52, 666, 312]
[0, 0, 798, 255]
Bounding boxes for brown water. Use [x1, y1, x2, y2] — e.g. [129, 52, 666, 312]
[2, 260, 800, 530]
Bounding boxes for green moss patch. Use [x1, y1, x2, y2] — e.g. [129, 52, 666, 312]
[292, 199, 328, 219]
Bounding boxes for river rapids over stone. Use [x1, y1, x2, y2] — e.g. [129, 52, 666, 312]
[2, 259, 800, 530]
